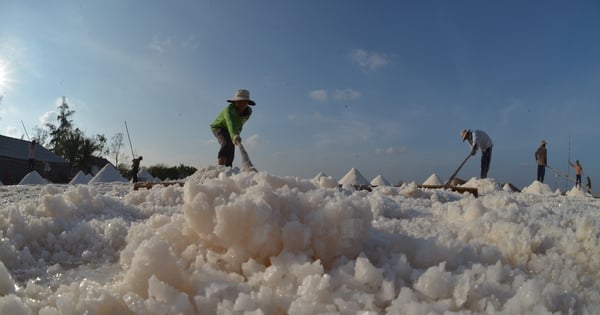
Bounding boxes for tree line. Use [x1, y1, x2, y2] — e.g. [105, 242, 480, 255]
[33, 98, 196, 181]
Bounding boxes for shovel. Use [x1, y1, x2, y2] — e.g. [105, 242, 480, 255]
[444, 153, 472, 188]
[238, 143, 257, 172]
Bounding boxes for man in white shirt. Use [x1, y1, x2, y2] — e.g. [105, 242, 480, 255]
[460, 129, 493, 179]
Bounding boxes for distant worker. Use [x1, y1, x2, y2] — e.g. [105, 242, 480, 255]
[131, 156, 143, 183]
[27, 140, 36, 172]
[586, 176, 592, 193]
[569, 160, 583, 187]
[535, 140, 547, 182]
[460, 129, 493, 179]
[210, 89, 255, 167]
[43, 161, 51, 178]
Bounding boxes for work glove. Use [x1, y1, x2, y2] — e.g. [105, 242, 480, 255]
[470, 148, 476, 156]
[233, 135, 242, 146]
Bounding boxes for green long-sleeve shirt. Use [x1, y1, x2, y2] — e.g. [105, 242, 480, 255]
[210, 103, 252, 138]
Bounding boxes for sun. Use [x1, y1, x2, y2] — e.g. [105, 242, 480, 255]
[0, 59, 13, 94]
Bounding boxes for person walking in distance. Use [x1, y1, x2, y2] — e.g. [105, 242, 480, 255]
[460, 129, 493, 179]
[27, 140, 37, 172]
[210, 89, 255, 167]
[569, 160, 583, 187]
[131, 156, 143, 183]
[535, 140, 547, 182]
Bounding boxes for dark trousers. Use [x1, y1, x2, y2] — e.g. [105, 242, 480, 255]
[576, 175, 582, 187]
[537, 165, 545, 182]
[480, 147, 492, 179]
[28, 159, 35, 172]
[131, 169, 139, 183]
[213, 128, 234, 167]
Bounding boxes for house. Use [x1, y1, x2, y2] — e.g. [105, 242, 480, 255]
[0, 135, 70, 184]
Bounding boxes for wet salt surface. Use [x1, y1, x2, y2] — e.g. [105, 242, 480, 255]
[0, 166, 599, 314]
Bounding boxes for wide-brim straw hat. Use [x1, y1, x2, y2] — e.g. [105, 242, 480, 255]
[460, 129, 470, 142]
[227, 89, 255, 106]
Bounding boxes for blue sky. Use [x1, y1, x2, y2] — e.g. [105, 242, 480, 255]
[1, 1, 599, 190]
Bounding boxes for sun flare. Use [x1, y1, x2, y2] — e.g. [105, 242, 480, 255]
[0, 59, 12, 94]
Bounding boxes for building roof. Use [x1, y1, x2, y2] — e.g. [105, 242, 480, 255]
[0, 135, 68, 164]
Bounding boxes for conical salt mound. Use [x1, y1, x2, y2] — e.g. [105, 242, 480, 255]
[522, 181, 553, 195]
[313, 172, 329, 181]
[423, 173, 443, 185]
[338, 167, 370, 186]
[19, 171, 48, 185]
[69, 170, 90, 184]
[567, 185, 588, 197]
[370, 175, 391, 186]
[137, 169, 157, 182]
[89, 164, 128, 183]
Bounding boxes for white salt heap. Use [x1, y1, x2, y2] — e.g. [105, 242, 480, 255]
[137, 168, 158, 182]
[17, 171, 48, 185]
[522, 180, 554, 195]
[312, 172, 329, 182]
[69, 170, 90, 185]
[370, 174, 391, 186]
[422, 173, 442, 185]
[338, 167, 370, 186]
[567, 185, 589, 198]
[0, 165, 598, 314]
[89, 163, 128, 183]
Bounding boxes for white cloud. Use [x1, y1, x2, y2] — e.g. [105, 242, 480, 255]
[149, 34, 173, 54]
[245, 134, 262, 147]
[0, 37, 42, 81]
[312, 111, 325, 121]
[201, 138, 216, 145]
[314, 118, 373, 147]
[499, 100, 521, 127]
[376, 146, 408, 156]
[181, 35, 199, 50]
[310, 89, 361, 103]
[5, 126, 20, 138]
[0, 101, 20, 123]
[54, 96, 72, 109]
[39, 111, 56, 126]
[309, 89, 328, 102]
[350, 49, 390, 71]
[333, 89, 361, 101]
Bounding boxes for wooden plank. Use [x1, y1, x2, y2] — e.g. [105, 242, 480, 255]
[133, 181, 478, 196]
[133, 181, 185, 190]
[418, 185, 478, 197]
